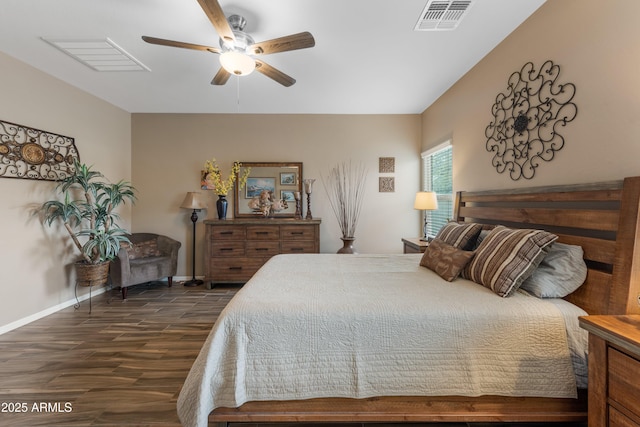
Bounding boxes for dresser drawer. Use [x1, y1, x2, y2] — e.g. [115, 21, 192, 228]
[282, 240, 316, 254]
[246, 241, 280, 257]
[211, 241, 245, 257]
[609, 406, 640, 427]
[211, 225, 246, 240]
[209, 257, 266, 282]
[247, 225, 280, 240]
[609, 347, 640, 416]
[281, 225, 315, 240]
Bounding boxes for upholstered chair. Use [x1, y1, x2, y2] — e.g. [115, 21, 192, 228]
[110, 233, 181, 299]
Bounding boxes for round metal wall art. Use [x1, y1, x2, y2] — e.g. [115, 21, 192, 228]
[485, 60, 577, 180]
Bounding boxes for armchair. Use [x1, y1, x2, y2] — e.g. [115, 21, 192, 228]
[110, 233, 181, 299]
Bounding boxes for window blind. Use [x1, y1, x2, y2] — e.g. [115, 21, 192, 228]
[422, 143, 453, 237]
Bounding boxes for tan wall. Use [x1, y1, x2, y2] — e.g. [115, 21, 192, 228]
[422, 0, 640, 191]
[0, 52, 131, 329]
[131, 113, 422, 278]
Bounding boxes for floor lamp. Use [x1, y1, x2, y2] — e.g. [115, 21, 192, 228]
[180, 192, 207, 286]
[414, 191, 438, 241]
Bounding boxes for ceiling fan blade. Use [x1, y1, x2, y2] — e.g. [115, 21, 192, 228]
[250, 32, 315, 55]
[254, 59, 296, 87]
[211, 67, 231, 85]
[142, 36, 221, 54]
[197, 0, 235, 43]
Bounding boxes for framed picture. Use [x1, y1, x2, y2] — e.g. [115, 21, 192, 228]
[280, 172, 296, 185]
[280, 190, 295, 202]
[201, 170, 214, 190]
[245, 177, 275, 198]
[234, 162, 303, 218]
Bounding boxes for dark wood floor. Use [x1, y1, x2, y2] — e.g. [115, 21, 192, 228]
[0, 281, 587, 427]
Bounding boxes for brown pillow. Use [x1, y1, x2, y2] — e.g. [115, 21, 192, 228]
[420, 239, 475, 282]
[462, 226, 558, 297]
[125, 240, 162, 260]
[434, 221, 483, 250]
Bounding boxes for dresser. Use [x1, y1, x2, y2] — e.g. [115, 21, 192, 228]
[204, 218, 321, 285]
[579, 315, 640, 427]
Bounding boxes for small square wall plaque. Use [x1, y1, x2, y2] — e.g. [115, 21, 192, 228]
[379, 177, 395, 192]
[379, 157, 395, 173]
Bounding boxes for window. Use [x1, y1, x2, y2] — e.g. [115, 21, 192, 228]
[421, 141, 453, 236]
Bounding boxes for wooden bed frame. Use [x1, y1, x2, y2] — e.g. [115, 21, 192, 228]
[210, 177, 640, 425]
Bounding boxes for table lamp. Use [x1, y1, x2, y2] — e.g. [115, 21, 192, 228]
[414, 191, 438, 241]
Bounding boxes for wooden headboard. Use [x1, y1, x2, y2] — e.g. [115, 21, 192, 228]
[454, 176, 640, 315]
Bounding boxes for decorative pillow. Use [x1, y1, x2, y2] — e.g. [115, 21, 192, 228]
[420, 239, 475, 282]
[471, 225, 497, 250]
[434, 221, 483, 250]
[125, 240, 162, 260]
[521, 242, 587, 298]
[462, 226, 558, 297]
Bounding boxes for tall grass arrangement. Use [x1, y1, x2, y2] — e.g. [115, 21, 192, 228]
[321, 161, 368, 238]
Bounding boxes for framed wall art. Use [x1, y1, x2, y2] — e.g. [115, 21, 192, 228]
[234, 162, 303, 218]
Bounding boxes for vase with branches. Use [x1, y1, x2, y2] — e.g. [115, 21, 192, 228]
[203, 157, 250, 219]
[321, 161, 367, 254]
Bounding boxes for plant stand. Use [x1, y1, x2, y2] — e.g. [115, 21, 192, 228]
[73, 261, 110, 313]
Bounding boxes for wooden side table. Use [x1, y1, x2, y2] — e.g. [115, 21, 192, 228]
[401, 237, 429, 254]
[579, 315, 640, 427]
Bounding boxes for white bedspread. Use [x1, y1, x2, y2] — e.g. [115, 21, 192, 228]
[178, 254, 586, 427]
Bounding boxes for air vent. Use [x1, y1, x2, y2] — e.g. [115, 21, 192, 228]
[414, 0, 473, 31]
[42, 38, 149, 71]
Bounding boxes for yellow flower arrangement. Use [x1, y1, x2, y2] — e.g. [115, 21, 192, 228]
[203, 158, 251, 196]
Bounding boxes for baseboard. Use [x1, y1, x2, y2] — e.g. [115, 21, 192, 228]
[0, 276, 207, 336]
[0, 286, 107, 336]
[174, 275, 206, 283]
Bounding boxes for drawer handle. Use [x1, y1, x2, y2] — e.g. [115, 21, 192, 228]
[220, 231, 234, 235]
[229, 266, 243, 271]
[290, 232, 304, 235]
[254, 248, 269, 251]
[290, 247, 304, 252]
[220, 248, 234, 252]
[256, 231, 269, 235]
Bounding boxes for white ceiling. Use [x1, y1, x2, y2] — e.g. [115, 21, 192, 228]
[0, 0, 545, 114]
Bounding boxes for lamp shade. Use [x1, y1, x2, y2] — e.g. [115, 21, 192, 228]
[180, 192, 206, 210]
[220, 51, 256, 76]
[414, 191, 438, 210]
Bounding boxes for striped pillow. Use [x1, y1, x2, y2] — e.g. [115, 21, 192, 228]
[462, 226, 558, 297]
[434, 222, 483, 250]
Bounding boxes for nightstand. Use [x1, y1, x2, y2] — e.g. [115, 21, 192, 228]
[579, 315, 640, 426]
[401, 237, 429, 254]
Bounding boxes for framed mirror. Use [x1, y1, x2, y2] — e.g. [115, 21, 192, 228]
[234, 162, 303, 218]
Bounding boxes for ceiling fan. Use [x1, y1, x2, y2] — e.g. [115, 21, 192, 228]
[142, 0, 315, 87]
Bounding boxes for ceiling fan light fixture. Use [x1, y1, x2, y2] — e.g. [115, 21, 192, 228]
[220, 51, 255, 76]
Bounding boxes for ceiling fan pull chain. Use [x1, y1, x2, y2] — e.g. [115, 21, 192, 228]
[236, 75, 241, 112]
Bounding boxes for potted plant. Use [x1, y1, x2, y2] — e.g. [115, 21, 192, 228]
[41, 160, 136, 286]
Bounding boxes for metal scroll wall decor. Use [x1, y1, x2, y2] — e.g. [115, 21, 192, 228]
[0, 119, 80, 181]
[485, 60, 577, 180]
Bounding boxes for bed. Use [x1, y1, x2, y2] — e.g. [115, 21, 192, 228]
[178, 176, 640, 427]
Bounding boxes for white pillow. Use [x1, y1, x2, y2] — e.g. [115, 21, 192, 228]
[521, 242, 587, 298]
